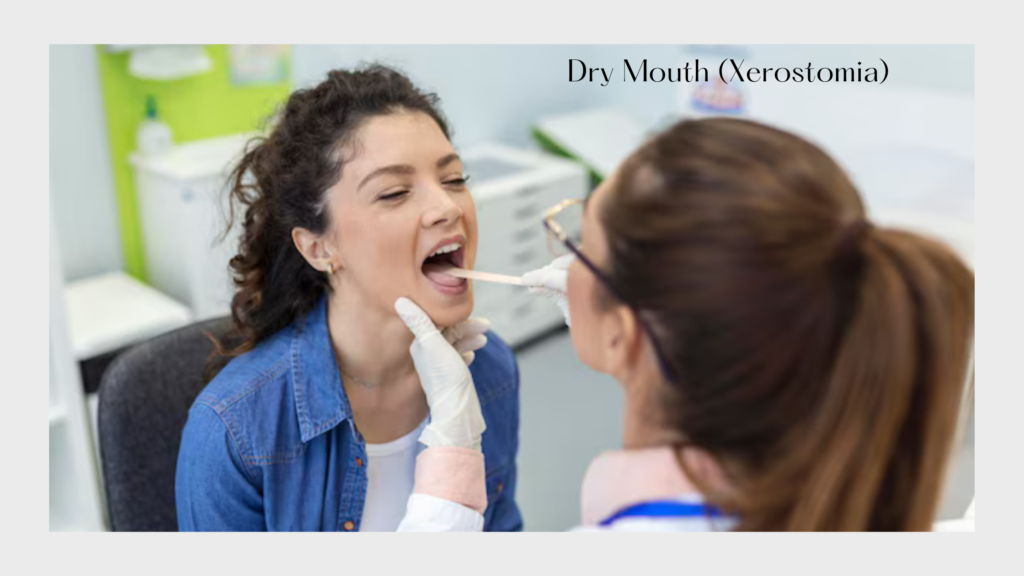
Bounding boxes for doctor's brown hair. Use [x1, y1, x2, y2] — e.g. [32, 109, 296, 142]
[601, 118, 974, 530]
[204, 64, 451, 381]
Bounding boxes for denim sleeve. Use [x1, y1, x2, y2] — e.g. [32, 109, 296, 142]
[485, 357, 524, 532]
[488, 464, 523, 531]
[175, 402, 264, 531]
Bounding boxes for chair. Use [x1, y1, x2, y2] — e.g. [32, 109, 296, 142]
[97, 316, 232, 531]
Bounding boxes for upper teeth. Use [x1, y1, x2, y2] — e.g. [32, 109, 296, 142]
[429, 242, 461, 258]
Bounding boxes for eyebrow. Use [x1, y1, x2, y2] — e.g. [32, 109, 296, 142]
[357, 153, 462, 192]
[436, 153, 460, 170]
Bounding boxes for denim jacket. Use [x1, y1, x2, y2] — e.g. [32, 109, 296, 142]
[175, 295, 522, 531]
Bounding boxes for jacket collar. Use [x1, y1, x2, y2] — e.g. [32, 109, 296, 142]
[579, 447, 702, 526]
[291, 295, 353, 443]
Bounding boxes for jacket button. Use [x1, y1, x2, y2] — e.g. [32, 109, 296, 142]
[356, 457, 364, 467]
[343, 521, 355, 531]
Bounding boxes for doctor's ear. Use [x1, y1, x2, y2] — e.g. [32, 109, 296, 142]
[604, 304, 642, 378]
[292, 227, 340, 274]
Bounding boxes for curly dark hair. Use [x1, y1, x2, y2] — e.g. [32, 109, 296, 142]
[206, 64, 452, 381]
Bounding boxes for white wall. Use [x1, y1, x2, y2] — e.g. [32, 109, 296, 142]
[748, 44, 974, 96]
[47, 45, 972, 285]
[736, 45, 974, 266]
[291, 44, 973, 147]
[50, 44, 122, 282]
[292, 45, 631, 149]
[45, 43, 972, 282]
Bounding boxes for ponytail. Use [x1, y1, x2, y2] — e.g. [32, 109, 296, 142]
[602, 117, 974, 531]
[754, 228, 974, 530]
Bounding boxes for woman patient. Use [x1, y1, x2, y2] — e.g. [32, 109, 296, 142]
[175, 65, 522, 531]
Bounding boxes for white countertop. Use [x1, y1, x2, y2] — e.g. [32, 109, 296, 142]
[129, 132, 258, 182]
[64, 271, 194, 360]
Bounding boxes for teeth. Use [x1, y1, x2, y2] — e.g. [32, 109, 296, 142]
[428, 242, 462, 258]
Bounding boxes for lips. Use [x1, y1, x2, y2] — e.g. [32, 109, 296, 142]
[421, 234, 468, 294]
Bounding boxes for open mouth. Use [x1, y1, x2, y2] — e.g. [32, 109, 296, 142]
[421, 238, 467, 295]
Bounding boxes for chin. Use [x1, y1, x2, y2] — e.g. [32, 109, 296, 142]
[423, 292, 474, 328]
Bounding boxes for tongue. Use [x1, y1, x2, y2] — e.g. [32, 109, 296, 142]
[423, 262, 463, 287]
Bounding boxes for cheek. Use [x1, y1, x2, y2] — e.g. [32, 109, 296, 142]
[567, 262, 606, 373]
[339, 215, 417, 289]
[566, 261, 586, 319]
[458, 194, 478, 267]
[378, 221, 420, 283]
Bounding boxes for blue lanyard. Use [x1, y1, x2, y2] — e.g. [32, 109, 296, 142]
[599, 500, 725, 527]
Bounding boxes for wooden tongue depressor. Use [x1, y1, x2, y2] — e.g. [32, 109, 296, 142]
[444, 267, 524, 286]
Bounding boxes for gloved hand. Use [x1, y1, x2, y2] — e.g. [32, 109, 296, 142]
[521, 254, 575, 327]
[442, 317, 491, 366]
[395, 298, 486, 451]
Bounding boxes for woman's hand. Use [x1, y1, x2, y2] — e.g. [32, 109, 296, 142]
[522, 254, 575, 327]
[395, 297, 486, 451]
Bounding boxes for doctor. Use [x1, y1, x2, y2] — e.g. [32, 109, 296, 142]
[392, 117, 975, 531]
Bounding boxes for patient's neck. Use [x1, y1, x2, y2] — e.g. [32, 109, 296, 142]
[325, 284, 427, 444]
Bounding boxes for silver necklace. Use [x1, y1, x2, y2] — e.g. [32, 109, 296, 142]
[339, 366, 377, 389]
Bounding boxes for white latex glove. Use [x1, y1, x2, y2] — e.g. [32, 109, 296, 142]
[442, 317, 491, 366]
[521, 254, 575, 327]
[395, 298, 486, 451]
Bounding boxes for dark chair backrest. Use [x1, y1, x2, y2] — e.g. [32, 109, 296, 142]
[97, 316, 232, 531]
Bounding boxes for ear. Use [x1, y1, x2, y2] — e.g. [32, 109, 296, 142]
[292, 227, 337, 273]
[603, 304, 643, 380]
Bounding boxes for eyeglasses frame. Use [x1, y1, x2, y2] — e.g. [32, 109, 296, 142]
[543, 198, 678, 384]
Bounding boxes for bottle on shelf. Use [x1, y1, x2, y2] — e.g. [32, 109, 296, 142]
[136, 95, 173, 156]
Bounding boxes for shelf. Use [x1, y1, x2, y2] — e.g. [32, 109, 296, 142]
[51, 213, 107, 532]
[64, 271, 193, 360]
[129, 132, 256, 181]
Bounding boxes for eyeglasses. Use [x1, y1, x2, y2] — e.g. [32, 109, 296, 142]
[543, 198, 678, 384]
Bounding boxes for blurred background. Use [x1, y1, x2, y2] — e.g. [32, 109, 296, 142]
[49, 44, 974, 531]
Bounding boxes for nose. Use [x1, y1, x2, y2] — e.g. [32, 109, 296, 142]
[421, 186, 463, 228]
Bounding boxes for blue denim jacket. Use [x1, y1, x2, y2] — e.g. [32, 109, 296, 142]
[175, 295, 522, 531]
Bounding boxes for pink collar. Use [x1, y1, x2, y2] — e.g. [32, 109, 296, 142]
[580, 447, 703, 526]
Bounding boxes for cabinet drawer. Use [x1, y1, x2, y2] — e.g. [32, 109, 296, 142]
[476, 229, 548, 275]
[510, 225, 544, 245]
[476, 290, 566, 347]
[471, 280, 522, 310]
[474, 177, 584, 276]
[511, 176, 586, 218]
[476, 240, 549, 276]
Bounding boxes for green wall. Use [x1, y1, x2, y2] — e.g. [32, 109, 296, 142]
[97, 45, 291, 281]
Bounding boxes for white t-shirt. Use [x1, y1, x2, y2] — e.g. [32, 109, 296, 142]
[359, 419, 428, 532]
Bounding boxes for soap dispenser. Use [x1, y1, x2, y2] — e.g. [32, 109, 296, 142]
[136, 95, 173, 155]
